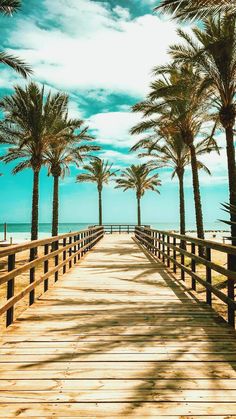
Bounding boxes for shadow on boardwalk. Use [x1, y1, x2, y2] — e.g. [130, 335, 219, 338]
[1, 234, 236, 417]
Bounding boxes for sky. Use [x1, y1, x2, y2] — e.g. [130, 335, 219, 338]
[0, 0, 230, 228]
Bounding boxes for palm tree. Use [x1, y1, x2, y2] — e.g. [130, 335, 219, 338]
[77, 158, 117, 226]
[0, 83, 70, 242]
[0, 0, 21, 13]
[131, 132, 213, 236]
[169, 16, 236, 261]
[0, 0, 32, 78]
[44, 115, 99, 237]
[115, 164, 161, 226]
[132, 64, 218, 240]
[155, 0, 236, 20]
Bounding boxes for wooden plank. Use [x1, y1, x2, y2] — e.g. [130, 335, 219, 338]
[2, 353, 236, 362]
[2, 389, 236, 402]
[0, 402, 236, 416]
[1, 378, 236, 391]
[0, 234, 236, 417]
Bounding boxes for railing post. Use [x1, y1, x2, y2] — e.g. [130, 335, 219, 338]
[74, 235, 77, 264]
[29, 247, 37, 306]
[206, 247, 212, 306]
[227, 252, 235, 327]
[69, 236, 72, 268]
[54, 240, 59, 282]
[154, 232, 157, 256]
[180, 239, 185, 281]
[63, 238, 67, 274]
[191, 243, 196, 290]
[158, 233, 161, 259]
[44, 244, 49, 292]
[82, 232, 85, 256]
[86, 231, 89, 252]
[86, 231, 88, 250]
[162, 234, 165, 264]
[89, 230, 92, 249]
[167, 235, 170, 268]
[173, 237, 177, 273]
[77, 233, 81, 260]
[150, 231, 153, 254]
[6, 254, 15, 327]
[148, 230, 151, 251]
[84, 231, 87, 253]
[80, 233, 83, 257]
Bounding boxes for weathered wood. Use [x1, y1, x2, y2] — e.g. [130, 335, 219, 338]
[0, 228, 104, 322]
[6, 254, 15, 327]
[0, 234, 236, 417]
[135, 228, 236, 321]
[0, 402, 236, 417]
[0, 226, 103, 258]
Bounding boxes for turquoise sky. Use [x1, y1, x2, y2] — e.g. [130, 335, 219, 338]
[0, 0, 230, 228]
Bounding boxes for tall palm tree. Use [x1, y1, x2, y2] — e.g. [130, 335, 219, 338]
[169, 16, 236, 257]
[132, 64, 218, 239]
[0, 0, 32, 78]
[155, 0, 236, 21]
[77, 158, 117, 226]
[131, 132, 213, 235]
[44, 115, 99, 237]
[0, 83, 69, 242]
[115, 164, 161, 226]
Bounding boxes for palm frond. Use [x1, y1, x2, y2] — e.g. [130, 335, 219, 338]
[0, 0, 21, 14]
[0, 52, 32, 78]
[154, 0, 236, 22]
[116, 164, 161, 197]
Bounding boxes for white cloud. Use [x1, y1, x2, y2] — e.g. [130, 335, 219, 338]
[113, 5, 131, 21]
[98, 149, 138, 163]
[67, 100, 84, 119]
[89, 111, 142, 147]
[7, 0, 182, 96]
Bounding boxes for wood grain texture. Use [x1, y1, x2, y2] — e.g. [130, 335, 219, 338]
[0, 234, 236, 417]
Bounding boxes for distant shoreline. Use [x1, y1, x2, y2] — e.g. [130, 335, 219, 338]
[0, 227, 231, 245]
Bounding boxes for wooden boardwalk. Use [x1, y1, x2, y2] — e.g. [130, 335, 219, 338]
[0, 234, 236, 417]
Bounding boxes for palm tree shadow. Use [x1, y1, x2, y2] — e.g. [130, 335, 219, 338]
[3, 235, 236, 416]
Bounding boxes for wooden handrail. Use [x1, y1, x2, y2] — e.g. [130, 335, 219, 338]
[0, 226, 104, 327]
[90, 224, 150, 234]
[0, 226, 102, 258]
[136, 226, 236, 255]
[135, 226, 236, 328]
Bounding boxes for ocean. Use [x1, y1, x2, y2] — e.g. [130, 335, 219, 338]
[0, 221, 229, 243]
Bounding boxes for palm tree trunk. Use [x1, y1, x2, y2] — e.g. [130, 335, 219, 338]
[31, 170, 39, 241]
[98, 189, 102, 226]
[137, 196, 141, 226]
[225, 126, 236, 270]
[189, 144, 205, 240]
[52, 175, 59, 237]
[178, 171, 186, 236]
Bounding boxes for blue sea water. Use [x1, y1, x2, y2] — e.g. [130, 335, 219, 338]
[0, 223, 91, 234]
[0, 221, 229, 234]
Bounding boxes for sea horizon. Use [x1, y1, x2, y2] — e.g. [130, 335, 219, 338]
[0, 221, 230, 243]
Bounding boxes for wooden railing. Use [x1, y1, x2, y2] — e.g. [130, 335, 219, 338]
[0, 226, 104, 327]
[90, 225, 150, 234]
[135, 226, 236, 328]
